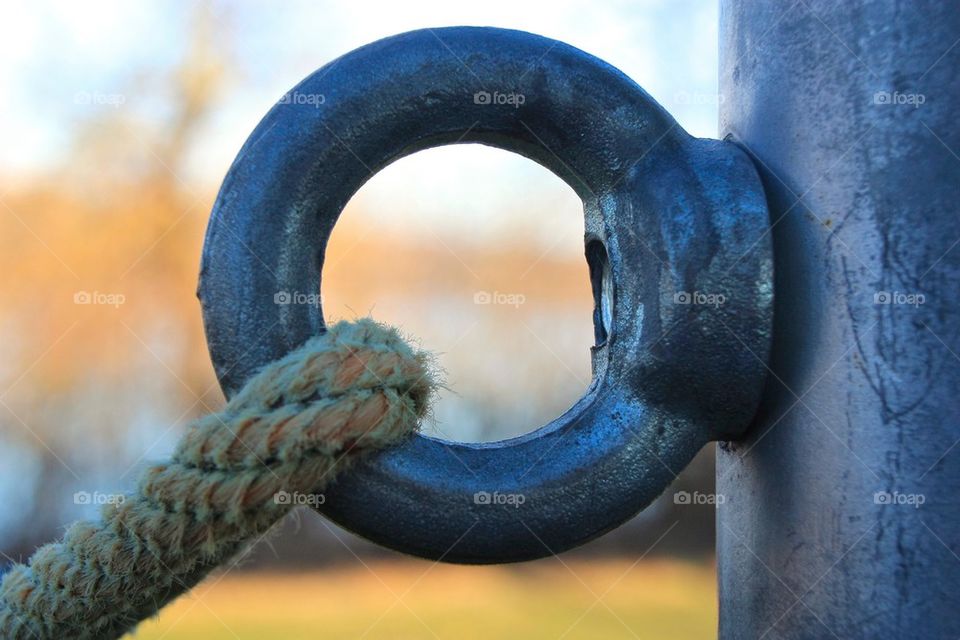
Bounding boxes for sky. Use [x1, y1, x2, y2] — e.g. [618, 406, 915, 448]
[0, 0, 725, 538]
[0, 0, 721, 230]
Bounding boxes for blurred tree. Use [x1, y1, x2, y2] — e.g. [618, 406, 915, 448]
[0, 2, 719, 564]
[0, 3, 233, 555]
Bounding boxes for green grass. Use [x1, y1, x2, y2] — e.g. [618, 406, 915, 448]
[126, 558, 716, 639]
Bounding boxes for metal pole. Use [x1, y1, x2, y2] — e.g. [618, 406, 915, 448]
[719, 1, 960, 637]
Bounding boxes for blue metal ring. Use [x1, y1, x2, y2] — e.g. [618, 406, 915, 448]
[199, 26, 772, 563]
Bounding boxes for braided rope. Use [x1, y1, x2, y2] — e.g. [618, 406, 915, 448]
[0, 319, 436, 640]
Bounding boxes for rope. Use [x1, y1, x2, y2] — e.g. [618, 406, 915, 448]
[0, 318, 436, 640]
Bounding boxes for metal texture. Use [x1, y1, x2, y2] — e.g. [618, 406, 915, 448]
[199, 26, 772, 563]
[719, 2, 960, 637]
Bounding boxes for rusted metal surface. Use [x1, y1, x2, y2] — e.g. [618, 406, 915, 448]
[718, 1, 960, 637]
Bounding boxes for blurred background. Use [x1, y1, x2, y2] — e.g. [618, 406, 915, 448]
[0, 1, 724, 637]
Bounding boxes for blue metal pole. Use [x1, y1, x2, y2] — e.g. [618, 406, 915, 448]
[718, 1, 960, 637]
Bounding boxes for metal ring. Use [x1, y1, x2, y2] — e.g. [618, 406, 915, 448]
[199, 26, 772, 563]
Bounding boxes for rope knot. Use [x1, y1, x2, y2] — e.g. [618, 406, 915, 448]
[0, 319, 436, 640]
